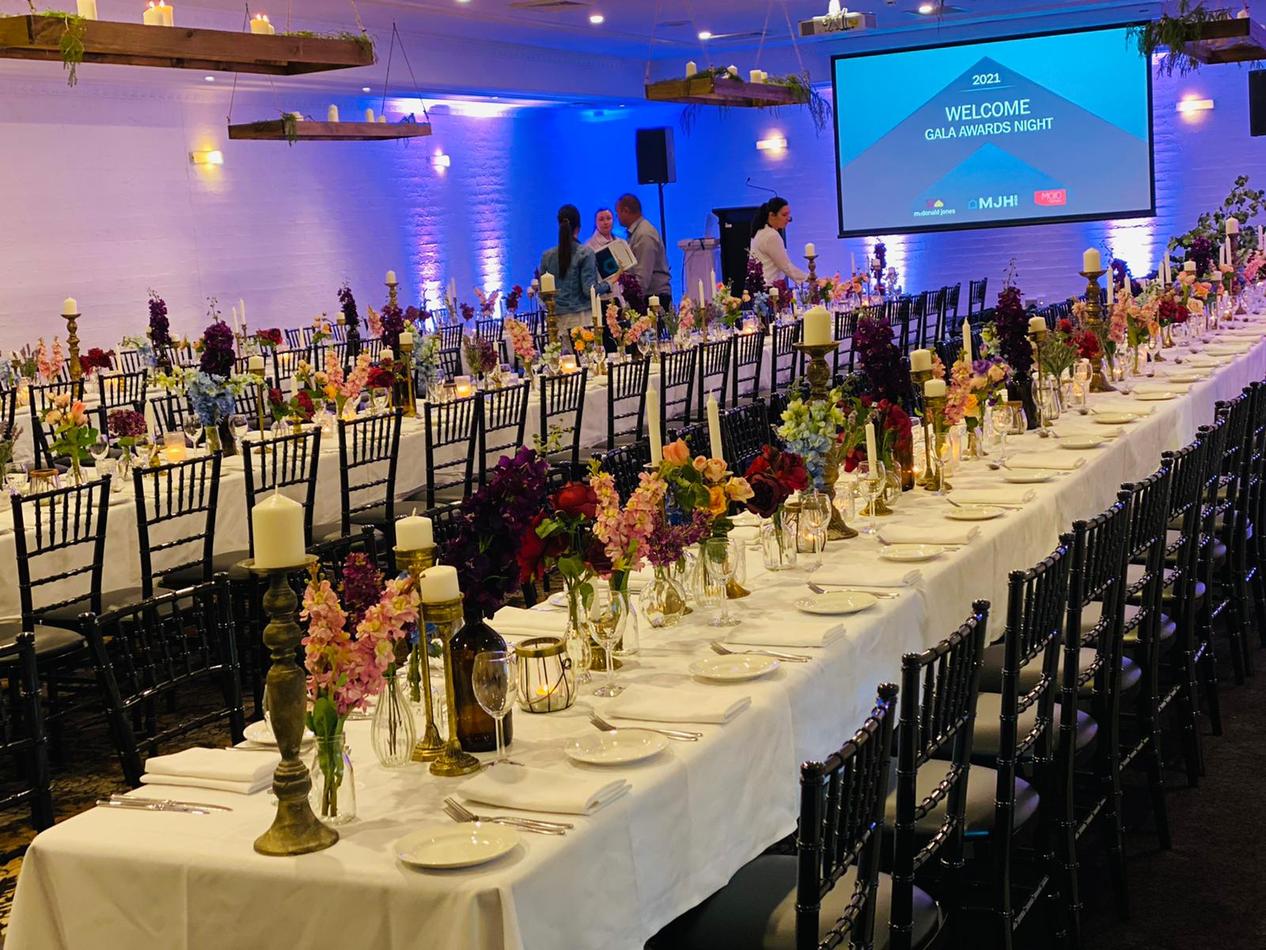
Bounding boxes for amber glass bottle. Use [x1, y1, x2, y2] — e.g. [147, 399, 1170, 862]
[449, 608, 513, 752]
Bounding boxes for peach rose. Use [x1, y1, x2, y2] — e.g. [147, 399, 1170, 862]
[662, 440, 690, 466]
[726, 476, 754, 502]
[707, 485, 729, 516]
[701, 457, 727, 483]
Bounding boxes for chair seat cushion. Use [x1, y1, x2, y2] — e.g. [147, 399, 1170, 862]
[36, 587, 147, 626]
[1164, 530, 1227, 564]
[970, 693, 1097, 760]
[661, 854, 940, 950]
[884, 762, 1039, 836]
[1124, 563, 1204, 605]
[0, 621, 85, 660]
[977, 644, 1140, 695]
[160, 551, 251, 588]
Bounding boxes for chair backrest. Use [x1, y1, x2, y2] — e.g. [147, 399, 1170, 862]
[833, 311, 862, 377]
[770, 321, 802, 396]
[945, 283, 961, 322]
[731, 329, 766, 405]
[0, 386, 17, 442]
[308, 524, 382, 582]
[671, 421, 711, 459]
[439, 323, 464, 350]
[437, 347, 462, 381]
[241, 427, 322, 552]
[425, 502, 466, 549]
[83, 576, 244, 787]
[594, 440, 651, 500]
[273, 348, 306, 393]
[796, 683, 899, 950]
[96, 370, 149, 430]
[116, 349, 145, 373]
[478, 382, 530, 486]
[0, 633, 53, 830]
[659, 348, 698, 432]
[891, 601, 989, 949]
[720, 400, 770, 475]
[889, 296, 914, 351]
[1160, 437, 1209, 641]
[27, 378, 85, 468]
[606, 356, 651, 450]
[696, 337, 734, 410]
[967, 278, 988, 317]
[337, 408, 403, 535]
[283, 327, 304, 349]
[148, 391, 195, 440]
[11, 476, 111, 628]
[423, 397, 477, 508]
[475, 318, 503, 342]
[132, 453, 222, 598]
[537, 368, 588, 471]
[1120, 464, 1174, 693]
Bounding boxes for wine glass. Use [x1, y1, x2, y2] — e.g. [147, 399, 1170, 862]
[471, 650, 517, 765]
[991, 403, 1013, 464]
[798, 491, 831, 569]
[856, 460, 886, 534]
[230, 414, 250, 445]
[182, 416, 203, 449]
[89, 433, 111, 466]
[701, 536, 741, 628]
[1073, 360, 1092, 414]
[587, 585, 628, 698]
[370, 388, 389, 413]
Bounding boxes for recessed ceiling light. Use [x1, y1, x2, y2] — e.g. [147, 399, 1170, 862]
[203, 75, 215, 82]
[362, 86, 371, 92]
[697, 30, 712, 40]
[589, 13, 604, 23]
[917, 2, 935, 11]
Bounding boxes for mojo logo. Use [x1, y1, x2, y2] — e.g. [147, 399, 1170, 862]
[968, 194, 1018, 210]
[1033, 189, 1067, 206]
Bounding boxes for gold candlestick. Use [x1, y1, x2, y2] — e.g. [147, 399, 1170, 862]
[397, 546, 444, 762]
[62, 309, 82, 382]
[424, 595, 481, 777]
[242, 555, 339, 856]
[253, 369, 268, 436]
[542, 289, 559, 347]
[386, 278, 399, 311]
[399, 336, 417, 417]
[793, 339, 856, 540]
[806, 253, 819, 304]
[1079, 268, 1118, 389]
[910, 367, 935, 488]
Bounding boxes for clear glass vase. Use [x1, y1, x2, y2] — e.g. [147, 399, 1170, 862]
[371, 667, 416, 768]
[638, 564, 688, 628]
[760, 510, 798, 571]
[309, 734, 356, 826]
[563, 583, 593, 684]
[612, 583, 639, 657]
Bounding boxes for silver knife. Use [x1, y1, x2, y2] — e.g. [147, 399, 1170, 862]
[112, 793, 232, 812]
[97, 799, 211, 815]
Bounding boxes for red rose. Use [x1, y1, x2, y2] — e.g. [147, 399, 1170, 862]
[585, 536, 614, 576]
[1057, 319, 1075, 336]
[1076, 330, 1101, 361]
[552, 482, 598, 520]
[295, 390, 316, 421]
[745, 471, 790, 519]
[367, 364, 395, 389]
[517, 513, 549, 583]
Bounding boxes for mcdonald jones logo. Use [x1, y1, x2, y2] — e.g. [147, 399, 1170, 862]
[1033, 189, 1067, 207]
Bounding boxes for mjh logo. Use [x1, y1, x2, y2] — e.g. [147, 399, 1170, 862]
[968, 194, 1019, 210]
[1033, 189, 1067, 206]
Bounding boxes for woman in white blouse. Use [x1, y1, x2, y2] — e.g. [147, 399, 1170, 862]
[748, 197, 808, 284]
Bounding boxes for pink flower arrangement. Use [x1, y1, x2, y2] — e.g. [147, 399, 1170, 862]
[474, 287, 500, 317]
[677, 299, 696, 332]
[506, 317, 536, 364]
[1245, 253, 1266, 282]
[605, 302, 623, 341]
[592, 469, 665, 578]
[623, 313, 656, 347]
[365, 305, 384, 338]
[36, 337, 64, 383]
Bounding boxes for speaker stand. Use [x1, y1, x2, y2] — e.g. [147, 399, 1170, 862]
[657, 182, 667, 250]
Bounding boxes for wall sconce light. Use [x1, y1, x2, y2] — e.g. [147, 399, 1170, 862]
[189, 149, 224, 166]
[432, 152, 451, 170]
[756, 135, 788, 153]
[1176, 96, 1215, 113]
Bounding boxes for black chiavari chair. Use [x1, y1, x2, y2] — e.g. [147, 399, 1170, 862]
[889, 296, 915, 351]
[921, 289, 946, 348]
[696, 337, 734, 411]
[309, 525, 382, 587]
[966, 278, 988, 319]
[1211, 395, 1253, 681]
[419, 396, 477, 507]
[438, 323, 464, 351]
[272, 348, 305, 394]
[664, 685, 902, 950]
[593, 441, 650, 500]
[136, 453, 222, 599]
[0, 385, 17, 440]
[833, 311, 861, 378]
[606, 357, 651, 450]
[945, 283, 962, 323]
[325, 409, 403, 551]
[116, 349, 145, 373]
[659, 349, 697, 433]
[425, 502, 466, 549]
[233, 385, 269, 431]
[475, 318, 503, 342]
[670, 421, 710, 460]
[83, 576, 245, 788]
[720, 400, 770, 474]
[283, 328, 303, 349]
[909, 294, 928, 352]
[478, 382, 530, 486]
[538, 369, 588, 473]
[27, 378, 85, 469]
[1193, 417, 1231, 731]
[1246, 382, 1266, 639]
[731, 329, 766, 405]
[148, 390, 195, 440]
[301, 325, 316, 346]
[95, 370, 149, 433]
[770, 321, 802, 397]
[438, 347, 462, 380]
[0, 633, 53, 830]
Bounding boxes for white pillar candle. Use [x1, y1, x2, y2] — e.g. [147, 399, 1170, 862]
[749, 69, 762, 83]
[381, 348, 394, 362]
[1224, 236, 1232, 264]
[706, 393, 723, 461]
[924, 378, 947, 398]
[910, 349, 932, 372]
[686, 60, 698, 77]
[76, 0, 97, 18]
[249, 14, 272, 33]
[1083, 247, 1101, 272]
[364, 107, 375, 123]
[539, 272, 556, 293]
[804, 242, 816, 258]
[158, 1, 173, 25]
[710, 269, 717, 295]
[865, 420, 878, 464]
[961, 319, 971, 363]
[850, 252, 857, 275]
[1259, 225, 1264, 249]
[327, 105, 339, 122]
[248, 354, 265, 374]
[1226, 216, 1240, 235]
[1028, 316, 1047, 334]
[646, 387, 662, 465]
[769, 286, 779, 299]
[698, 280, 706, 307]
[143, 3, 163, 26]
[647, 295, 660, 309]
[336, 313, 346, 326]
[1106, 272, 1114, 306]
[61, 297, 77, 316]
[399, 330, 413, 347]
[378, 116, 386, 124]
[252, 491, 306, 569]
[395, 510, 434, 550]
[239, 298, 246, 326]
[1184, 261, 1196, 273]
[420, 565, 460, 602]
[802, 306, 831, 346]
[591, 284, 600, 321]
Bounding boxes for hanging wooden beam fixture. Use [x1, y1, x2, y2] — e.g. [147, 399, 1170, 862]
[228, 119, 432, 142]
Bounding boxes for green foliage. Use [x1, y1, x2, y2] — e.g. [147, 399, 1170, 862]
[1170, 174, 1265, 260]
[1130, 1, 1235, 77]
[42, 11, 86, 87]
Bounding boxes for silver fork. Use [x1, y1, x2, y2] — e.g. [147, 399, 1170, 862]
[443, 797, 571, 834]
[588, 711, 700, 741]
[710, 641, 810, 663]
[805, 582, 899, 599]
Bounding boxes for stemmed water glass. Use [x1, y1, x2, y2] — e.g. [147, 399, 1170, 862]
[182, 416, 203, 451]
[991, 402, 1013, 464]
[1073, 360, 1092, 413]
[471, 650, 517, 765]
[798, 491, 831, 569]
[370, 388, 389, 413]
[701, 536, 741, 627]
[230, 413, 250, 445]
[588, 585, 628, 697]
[856, 460, 886, 535]
[89, 433, 111, 467]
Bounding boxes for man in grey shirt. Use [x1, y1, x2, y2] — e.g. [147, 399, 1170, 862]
[616, 193, 672, 311]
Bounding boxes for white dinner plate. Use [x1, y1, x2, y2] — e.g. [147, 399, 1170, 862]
[244, 719, 314, 749]
[1061, 438, 1106, 450]
[1133, 390, 1178, 401]
[564, 729, 668, 766]
[1093, 413, 1136, 425]
[395, 823, 521, 870]
[1206, 346, 1249, 355]
[1167, 372, 1207, 383]
[944, 504, 1004, 521]
[546, 591, 568, 609]
[688, 653, 782, 682]
[1002, 469, 1057, 483]
[793, 591, 878, 615]
[878, 543, 945, 562]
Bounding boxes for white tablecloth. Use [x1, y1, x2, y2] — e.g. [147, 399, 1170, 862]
[9, 319, 1266, 950]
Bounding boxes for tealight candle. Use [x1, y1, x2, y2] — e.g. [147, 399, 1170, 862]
[749, 69, 762, 83]
[1083, 247, 1101, 272]
[395, 509, 433, 550]
[455, 375, 475, 397]
[910, 349, 932, 372]
[539, 272, 556, 293]
[924, 378, 947, 398]
[646, 387, 662, 466]
[163, 431, 187, 462]
[386, 269, 397, 284]
[685, 60, 698, 77]
[327, 105, 339, 122]
[61, 297, 78, 316]
[770, 286, 779, 298]
[802, 305, 831, 346]
[706, 393, 723, 461]
[804, 242, 816, 258]
[1028, 316, 1048, 335]
[419, 565, 460, 603]
[559, 355, 578, 374]
[252, 491, 306, 569]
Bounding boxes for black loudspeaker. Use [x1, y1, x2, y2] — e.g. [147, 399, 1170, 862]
[1251, 70, 1266, 136]
[636, 127, 676, 184]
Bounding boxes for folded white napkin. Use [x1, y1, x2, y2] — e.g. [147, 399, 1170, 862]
[727, 618, 845, 648]
[731, 510, 761, 528]
[876, 524, 982, 546]
[606, 685, 751, 724]
[809, 565, 921, 588]
[1006, 453, 1087, 472]
[731, 525, 761, 544]
[947, 487, 1037, 506]
[1135, 382, 1190, 393]
[1205, 345, 1250, 355]
[458, 764, 629, 815]
[141, 748, 279, 794]
[491, 606, 567, 639]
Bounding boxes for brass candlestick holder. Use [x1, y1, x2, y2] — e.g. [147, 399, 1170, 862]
[424, 595, 481, 777]
[542, 289, 559, 347]
[242, 555, 339, 856]
[399, 336, 417, 417]
[794, 339, 856, 540]
[910, 367, 935, 488]
[923, 395, 952, 493]
[805, 253, 819, 304]
[397, 546, 444, 762]
[386, 278, 400, 311]
[62, 309, 82, 382]
[253, 369, 268, 436]
[1078, 269, 1118, 389]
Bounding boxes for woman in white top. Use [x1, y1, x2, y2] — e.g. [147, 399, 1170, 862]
[584, 207, 616, 252]
[748, 197, 808, 284]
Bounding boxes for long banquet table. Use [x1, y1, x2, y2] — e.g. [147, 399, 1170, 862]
[9, 318, 1266, 950]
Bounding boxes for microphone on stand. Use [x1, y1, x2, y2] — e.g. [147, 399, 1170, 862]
[746, 177, 777, 196]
